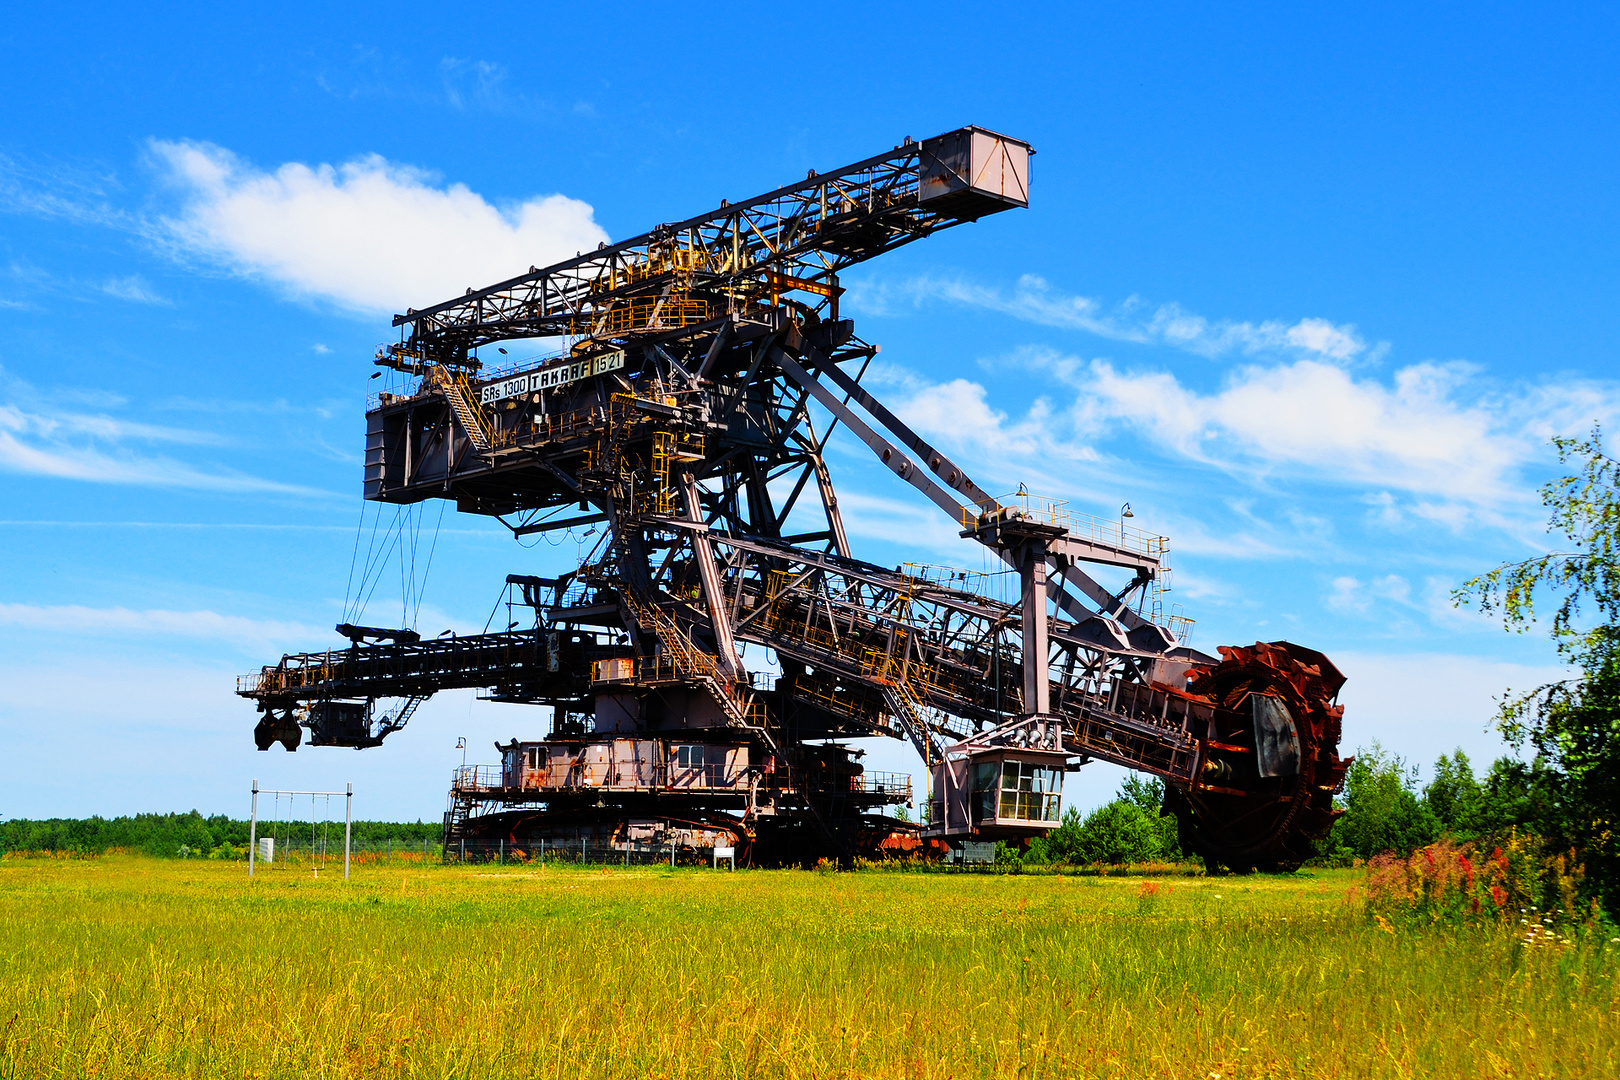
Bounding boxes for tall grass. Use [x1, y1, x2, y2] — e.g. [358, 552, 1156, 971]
[1, 858, 1615, 1078]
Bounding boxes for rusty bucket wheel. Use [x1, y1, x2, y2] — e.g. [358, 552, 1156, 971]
[1166, 641, 1350, 874]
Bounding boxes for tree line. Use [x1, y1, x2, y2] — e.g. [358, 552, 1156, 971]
[0, 812, 443, 857]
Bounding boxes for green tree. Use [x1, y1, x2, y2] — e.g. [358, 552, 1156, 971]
[1028, 775, 1181, 865]
[1472, 756, 1564, 837]
[1454, 425, 1620, 914]
[1424, 750, 1482, 832]
[1326, 742, 1438, 860]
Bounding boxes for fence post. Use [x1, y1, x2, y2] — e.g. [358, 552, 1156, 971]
[344, 782, 352, 881]
[460, 838, 465, 863]
[249, 779, 259, 879]
[499, 839, 505, 866]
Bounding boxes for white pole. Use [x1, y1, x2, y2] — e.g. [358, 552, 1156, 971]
[249, 779, 259, 879]
[344, 783, 352, 881]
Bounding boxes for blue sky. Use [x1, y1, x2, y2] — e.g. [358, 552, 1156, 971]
[2, 3, 1616, 822]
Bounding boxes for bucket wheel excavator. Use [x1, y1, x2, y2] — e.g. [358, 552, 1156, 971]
[239, 127, 1349, 870]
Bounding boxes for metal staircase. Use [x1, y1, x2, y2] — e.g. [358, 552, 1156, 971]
[431, 366, 491, 450]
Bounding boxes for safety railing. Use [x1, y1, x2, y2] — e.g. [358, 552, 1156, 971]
[959, 493, 1170, 563]
[901, 562, 1010, 599]
[452, 765, 505, 791]
[842, 771, 912, 798]
[452, 760, 756, 794]
[599, 295, 713, 335]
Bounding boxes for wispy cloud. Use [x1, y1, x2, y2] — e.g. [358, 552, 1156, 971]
[0, 395, 324, 496]
[148, 140, 610, 314]
[99, 274, 170, 305]
[1328, 573, 1411, 614]
[438, 58, 553, 117]
[827, 489, 980, 561]
[0, 152, 133, 230]
[0, 602, 324, 650]
[0, 401, 222, 447]
[848, 273, 1377, 363]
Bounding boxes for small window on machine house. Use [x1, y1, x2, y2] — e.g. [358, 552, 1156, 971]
[971, 760, 999, 823]
[998, 761, 1062, 822]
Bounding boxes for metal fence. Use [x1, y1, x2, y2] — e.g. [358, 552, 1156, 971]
[248, 838, 441, 865]
[444, 839, 738, 868]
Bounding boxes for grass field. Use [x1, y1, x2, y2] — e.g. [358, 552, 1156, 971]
[0, 857, 1615, 1078]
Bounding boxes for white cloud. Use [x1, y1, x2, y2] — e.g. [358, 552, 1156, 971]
[0, 603, 325, 651]
[849, 274, 1373, 363]
[150, 140, 610, 314]
[1079, 357, 1620, 512]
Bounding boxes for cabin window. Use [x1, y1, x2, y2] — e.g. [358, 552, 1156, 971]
[675, 744, 705, 769]
[970, 760, 999, 822]
[997, 761, 1062, 822]
[524, 746, 547, 770]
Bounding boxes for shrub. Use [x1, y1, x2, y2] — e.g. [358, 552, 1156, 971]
[1323, 743, 1439, 862]
[1026, 775, 1182, 867]
[1363, 830, 1603, 931]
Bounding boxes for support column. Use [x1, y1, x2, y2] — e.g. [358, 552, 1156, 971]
[1020, 547, 1050, 716]
[810, 452, 851, 558]
[682, 474, 741, 676]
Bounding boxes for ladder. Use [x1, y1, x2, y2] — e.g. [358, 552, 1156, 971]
[431, 366, 492, 450]
[375, 695, 427, 740]
[880, 685, 945, 768]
